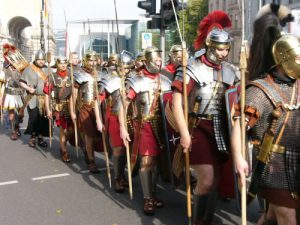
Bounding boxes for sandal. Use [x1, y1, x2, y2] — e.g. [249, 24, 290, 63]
[28, 137, 36, 148]
[61, 149, 71, 163]
[143, 198, 155, 215]
[114, 179, 125, 193]
[153, 196, 164, 208]
[15, 128, 21, 137]
[38, 138, 48, 148]
[89, 161, 99, 174]
[10, 132, 18, 141]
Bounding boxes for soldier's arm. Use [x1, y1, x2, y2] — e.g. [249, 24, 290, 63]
[231, 118, 249, 187]
[94, 99, 103, 132]
[172, 91, 191, 151]
[69, 95, 76, 121]
[44, 94, 51, 118]
[19, 81, 35, 94]
[118, 96, 131, 144]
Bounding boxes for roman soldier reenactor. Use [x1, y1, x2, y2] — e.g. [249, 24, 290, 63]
[19, 49, 49, 148]
[99, 51, 134, 193]
[161, 45, 183, 81]
[231, 5, 298, 225]
[119, 46, 171, 215]
[73, 50, 103, 173]
[44, 56, 74, 163]
[172, 11, 239, 225]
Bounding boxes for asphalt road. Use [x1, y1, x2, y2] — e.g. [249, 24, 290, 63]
[0, 116, 260, 225]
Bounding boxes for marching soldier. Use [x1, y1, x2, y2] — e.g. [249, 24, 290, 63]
[44, 56, 74, 162]
[172, 11, 239, 225]
[73, 50, 103, 173]
[161, 45, 183, 81]
[99, 51, 134, 193]
[19, 50, 49, 148]
[1, 61, 24, 140]
[231, 7, 298, 225]
[119, 46, 171, 215]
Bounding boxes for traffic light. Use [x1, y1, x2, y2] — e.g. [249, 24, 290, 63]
[147, 17, 161, 29]
[137, 0, 156, 16]
[161, 0, 186, 28]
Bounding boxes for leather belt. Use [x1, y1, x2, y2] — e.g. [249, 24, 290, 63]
[197, 114, 214, 120]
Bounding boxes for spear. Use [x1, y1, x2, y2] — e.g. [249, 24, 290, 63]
[239, 0, 247, 224]
[47, 13, 52, 149]
[171, 0, 192, 223]
[113, 0, 133, 200]
[64, 11, 79, 157]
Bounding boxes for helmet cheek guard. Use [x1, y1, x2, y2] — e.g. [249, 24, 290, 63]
[144, 46, 162, 74]
[205, 29, 231, 65]
[272, 34, 300, 79]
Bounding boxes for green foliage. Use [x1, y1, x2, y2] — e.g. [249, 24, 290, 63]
[169, 0, 208, 52]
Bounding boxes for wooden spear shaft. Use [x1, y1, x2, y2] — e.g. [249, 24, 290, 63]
[120, 65, 133, 200]
[182, 41, 192, 225]
[47, 51, 52, 149]
[69, 54, 79, 157]
[240, 43, 247, 225]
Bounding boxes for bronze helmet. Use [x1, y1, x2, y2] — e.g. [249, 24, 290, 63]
[272, 33, 300, 79]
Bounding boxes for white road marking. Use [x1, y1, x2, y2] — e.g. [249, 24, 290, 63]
[0, 180, 19, 186]
[32, 173, 70, 181]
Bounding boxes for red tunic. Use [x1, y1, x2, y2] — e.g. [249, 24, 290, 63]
[128, 70, 161, 156]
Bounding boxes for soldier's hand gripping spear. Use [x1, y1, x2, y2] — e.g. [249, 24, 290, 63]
[113, 0, 133, 200]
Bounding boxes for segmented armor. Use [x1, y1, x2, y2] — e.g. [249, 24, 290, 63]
[174, 57, 239, 153]
[100, 73, 122, 115]
[74, 68, 101, 106]
[126, 74, 171, 120]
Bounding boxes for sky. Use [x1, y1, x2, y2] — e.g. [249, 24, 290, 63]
[52, 0, 146, 30]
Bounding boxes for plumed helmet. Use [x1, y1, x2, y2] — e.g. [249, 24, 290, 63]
[35, 49, 46, 60]
[169, 45, 183, 65]
[144, 46, 162, 74]
[194, 10, 232, 51]
[82, 50, 97, 70]
[272, 34, 300, 79]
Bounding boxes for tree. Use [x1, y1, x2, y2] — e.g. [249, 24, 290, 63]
[168, 0, 208, 53]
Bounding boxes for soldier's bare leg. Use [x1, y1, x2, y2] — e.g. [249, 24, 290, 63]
[84, 135, 99, 173]
[272, 204, 296, 225]
[140, 155, 155, 215]
[192, 164, 220, 225]
[60, 127, 70, 163]
[112, 146, 127, 193]
[8, 110, 17, 140]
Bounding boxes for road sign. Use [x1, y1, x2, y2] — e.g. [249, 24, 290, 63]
[141, 32, 152, 49]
